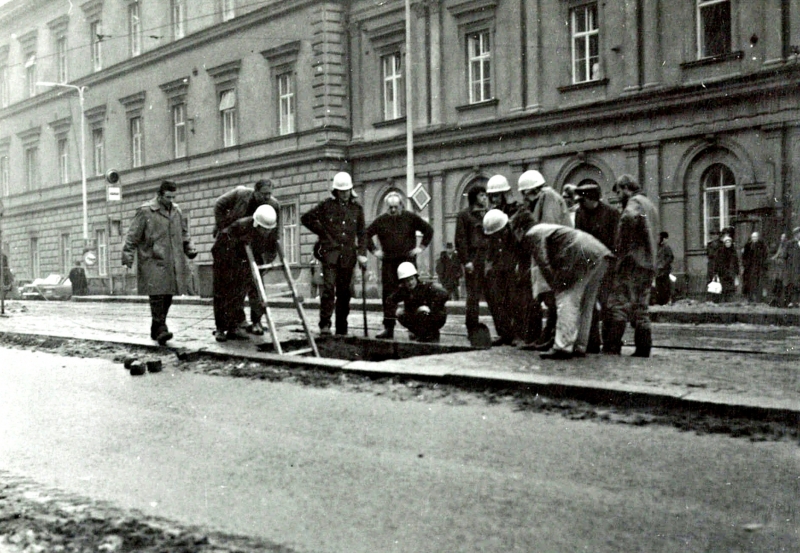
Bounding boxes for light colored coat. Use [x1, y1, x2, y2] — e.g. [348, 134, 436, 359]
[122, 196, 194, 296]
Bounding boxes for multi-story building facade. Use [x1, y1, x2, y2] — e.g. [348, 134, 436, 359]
[1, 0, 799, 297]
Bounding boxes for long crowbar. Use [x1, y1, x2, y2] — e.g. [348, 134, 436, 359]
[361, 264, 368, 337]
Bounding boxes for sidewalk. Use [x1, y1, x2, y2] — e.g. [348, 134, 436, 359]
[1, 298, 798, 424]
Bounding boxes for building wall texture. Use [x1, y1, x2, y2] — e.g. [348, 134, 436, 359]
[1, 0, 799, 298]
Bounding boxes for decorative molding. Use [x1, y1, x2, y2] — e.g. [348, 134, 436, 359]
[47, 15, 69, 36]
[557, 78, 609, 94]
[48, 116, 72, 136]
[447, 0, 497, 20]
[365, 20, 404, 48]
[207, 60, 241, 87]
[17, 126, 41, 146]
[84, 104, 107, 126]
[680, 50, 743, 70]
[81, 0, 103, 21]
[119, 91, 146, 115]
[18, 30, 37, 54]
[455, 98, 499, 112]
[261, 41, 301, 66]
[159, 76, 190, 99]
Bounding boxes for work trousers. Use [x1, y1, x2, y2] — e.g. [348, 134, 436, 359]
[397, 311, 447, 341]
[513, 266, 541, 344]
[149, 294, 174, 339]
[381, 257, 413, 327]
[553, 259, 608, 353]
[212, 234, 249, 332]
[654, 274, 672, 305]
[320, 261, 356, 334]
[608, 260, 654, 331]
[587, 269, 614, 350]
[463, 261, 487, 331]
[484, 266, 516, 342]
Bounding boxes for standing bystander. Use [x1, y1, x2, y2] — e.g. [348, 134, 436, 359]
[122, 181, 197, 345]
[436, 242, 463, 300]
[655, 232, 674, 305]
[455, 186, 490, 339]
[68, 261, 89, 296]
[742, 231, 769, 303]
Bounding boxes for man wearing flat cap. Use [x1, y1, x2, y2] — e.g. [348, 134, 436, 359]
[574, 182, 620, 352]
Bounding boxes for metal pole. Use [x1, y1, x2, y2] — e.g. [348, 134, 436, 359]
[404, 0, 415, 205]
[78, 86, 88, 242]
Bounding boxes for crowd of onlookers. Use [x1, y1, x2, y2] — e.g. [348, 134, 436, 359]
[706, 226, 800, 306]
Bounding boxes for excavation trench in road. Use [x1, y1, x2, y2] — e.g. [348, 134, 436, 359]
[0, 332, 797, 445]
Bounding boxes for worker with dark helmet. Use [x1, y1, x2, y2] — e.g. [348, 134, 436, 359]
[388, 262, 449, 343]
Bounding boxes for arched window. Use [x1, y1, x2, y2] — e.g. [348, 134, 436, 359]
[703, 163, 736, 242]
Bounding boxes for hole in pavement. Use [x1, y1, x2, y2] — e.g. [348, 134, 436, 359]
[259, 335, 475, 362]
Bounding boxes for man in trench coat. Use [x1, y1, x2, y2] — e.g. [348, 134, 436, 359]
[122, 180, 197, 345]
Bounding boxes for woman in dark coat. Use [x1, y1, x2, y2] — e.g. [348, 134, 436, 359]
[715, 235, 740, 303]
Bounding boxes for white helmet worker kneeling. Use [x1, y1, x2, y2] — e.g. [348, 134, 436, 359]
[388, 262, 450, 343]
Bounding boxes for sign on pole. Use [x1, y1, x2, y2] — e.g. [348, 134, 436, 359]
[107, 186, 121, 202]
[83, 249, 97, 266]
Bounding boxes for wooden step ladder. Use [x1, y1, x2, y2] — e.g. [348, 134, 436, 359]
[245, 241, 320, 357]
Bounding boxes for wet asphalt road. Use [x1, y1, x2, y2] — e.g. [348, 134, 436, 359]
[1, 347, 798, 553]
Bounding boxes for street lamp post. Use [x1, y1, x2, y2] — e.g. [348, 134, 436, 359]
[36, 82, 89, 243]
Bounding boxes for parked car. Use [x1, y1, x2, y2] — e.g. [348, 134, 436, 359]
[20, 274, 72, 300]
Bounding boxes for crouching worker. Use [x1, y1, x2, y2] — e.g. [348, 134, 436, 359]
[525, 223, 613, 360]
[212, 204, 278, 342]
[389, 262, 449, 343]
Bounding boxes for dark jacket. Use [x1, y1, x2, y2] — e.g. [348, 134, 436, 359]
[715, 244, 740, 286]
[575, 201, 620, 252]
[366, 211, 433, 260]
[436, 252, 462, 288]
[388, 281, 449, 319]
[122, 196, 195, 296]
[784, 240, 800, 287]
[68, 266, 89, 295]
[525, 223, 612, 293]
[484, 226, 518, 276]
[301, 196, 366, 267]
[656, 242, 674, 277]
[742, 239, 769, 288]
[615, 193, 659, 272]
[455, 206, 488, 267]
[214, 186, 281, 236]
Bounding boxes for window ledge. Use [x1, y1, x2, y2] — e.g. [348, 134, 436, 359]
[455, 98, 499, 112]
[680, 50, 743, 70]
[373, 116, 407, 129]
[557, 78, 609, 94]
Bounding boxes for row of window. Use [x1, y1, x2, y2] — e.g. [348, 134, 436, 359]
[0, 0, 238, 107]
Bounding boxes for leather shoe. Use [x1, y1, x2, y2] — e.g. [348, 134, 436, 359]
[375, 328, 394, 340]
[533, 338, 555, 351]
[215, 329, 228, 343]
[156, 331, 173, 346]
[319, 325, 332, 336]
[247, 322, 264, 335]
[539, 348, 573, 360]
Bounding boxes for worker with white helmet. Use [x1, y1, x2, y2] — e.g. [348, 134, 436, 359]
[366, 191, 434, 340]
[486, 174, 521, 217]
[212, 179, 281, 341]
[508, 169, 571, 351]
[388, 262, 449, 343]
[301, 171, 367, 336]
[211, 201, 280, 343]
[481, 209, 519, 346]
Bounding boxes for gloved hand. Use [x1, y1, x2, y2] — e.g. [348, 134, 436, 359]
[184, 242, 198, 259]
[409, 246, 423, 257]
[357, 255, 368, 267]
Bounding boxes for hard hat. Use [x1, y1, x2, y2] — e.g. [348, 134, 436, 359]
[486, 174, 511, 194]
[397, 261, 418, 280]
[253, 204, 277, 229]
[332, 172, 353, 191]
[384, 191, 403, 206]
[517, 170, 546, 192]
[482, 209, 509, 235]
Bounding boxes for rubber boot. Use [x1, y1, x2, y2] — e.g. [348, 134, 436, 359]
[602, 321, 625, 355]
[631, 327, 652, 358]
[376, 321, 395, 340]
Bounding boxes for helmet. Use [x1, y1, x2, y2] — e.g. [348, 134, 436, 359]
[253, 204, 277, 229]
[517, 170, 546, 192]
[397, 261, 418, 280]
[332, 172, 353, 191]
[482, 209, 509, 235]
[384, 191, 403, 207]
[486, 174, 511, 194]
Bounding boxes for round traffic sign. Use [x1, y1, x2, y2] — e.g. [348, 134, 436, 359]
[83, 250, 97, 267]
